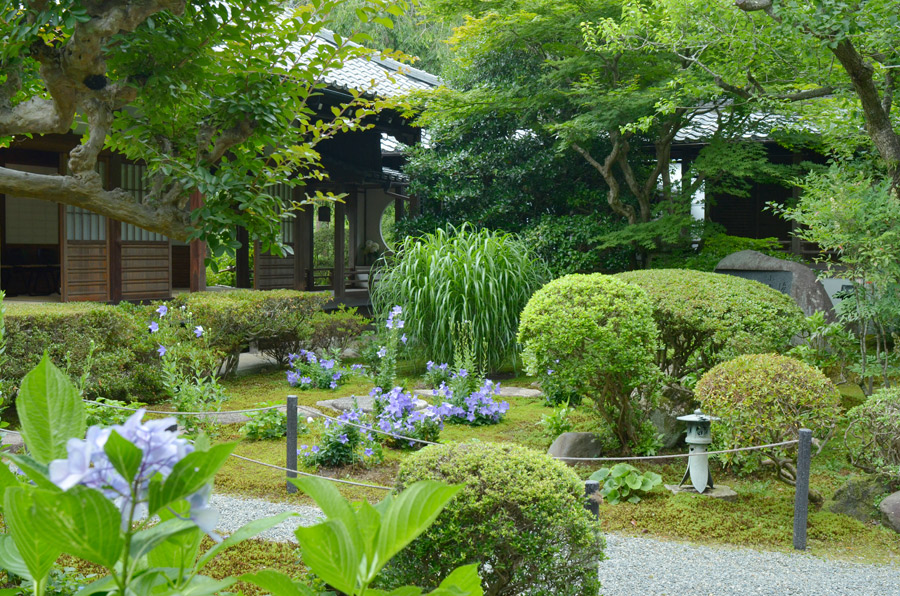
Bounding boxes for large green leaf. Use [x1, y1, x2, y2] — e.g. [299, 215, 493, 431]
[294, 519, 361, 595]
[196, 512, 297, 571]
[148, 442, 235, 516]
[129, 518, 196, 563]
[3, 487, 60, 582]
[146, 500, 203, 572]
[30, 486, 124, 568]
[15, 355, 86, 464]
[0, 458, 21, 507]
[374, 481, 460, 578]
[104, 430, 143, 485]
[2, 453, 55, 490]
[240, 570, 317, 596]
[432, 564, 484, 596]
[0, 534, 33, 579]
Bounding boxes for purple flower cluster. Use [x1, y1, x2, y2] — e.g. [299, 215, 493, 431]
[287, 350, 346, 390]
[48, 410, 216, 532]
[299, 407, 380, 468]
[371, 387, 444, 448]
[432, 379, 510, 426]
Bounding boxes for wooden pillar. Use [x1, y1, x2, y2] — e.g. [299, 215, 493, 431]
[189, 190, 206, 293]
[235, 226, 251, 288]
[347, 190, 358, 270]
[333, 197, 345, 299]
[108, 156, 123, 303]
[394, 196, 404, 225]
[293, 206, 312, 291]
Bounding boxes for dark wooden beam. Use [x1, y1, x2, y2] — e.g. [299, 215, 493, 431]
[108, 154, 123, 303]
[189, 190, 206, 293]
[333, 195, 345, 299]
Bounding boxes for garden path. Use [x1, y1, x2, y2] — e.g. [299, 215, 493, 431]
[211, 492, 900, 596]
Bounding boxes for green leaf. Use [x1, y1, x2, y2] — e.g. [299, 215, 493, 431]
[197, 512, 297, 571]
[129, 518, 197, 563]
[4, 487, 60, 583]
[104, 430, 143, 485]
[148, 442, 236, 516]
[625, 474, 643, 491]
[294, 520, 360, 595]
[3, 454, 55, 490]
[0, 457, 22, 505]
[589, 468, 611, 482]
[16, 355, 86, 464]
[374, 481, 461, 580]
[432, 564, 484, 595]
[0, 534, 33, 580]
[75, 576, 117, 596]
[30, 486, 124, 568]
[240, 570, 317, 596]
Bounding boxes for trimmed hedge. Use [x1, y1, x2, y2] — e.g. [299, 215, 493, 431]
[384, 441, 604, 596]
[517, 273, 660, 450]
[695, 353, 841, 483]
[616, 269, 805, 379]
[169, 290, 330, 373]
[3, 302, 163, 403]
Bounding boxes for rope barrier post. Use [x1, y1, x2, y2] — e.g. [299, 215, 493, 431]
[584, 480, 600, 518]
[286, 395, 298, 494]
[793, 428, 813, 550]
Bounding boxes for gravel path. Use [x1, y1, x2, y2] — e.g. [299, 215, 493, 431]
[599, 534, 900, 596]
[212, 493, 900, 595]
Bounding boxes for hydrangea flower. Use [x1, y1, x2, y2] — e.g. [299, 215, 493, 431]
[48, 409, 216, 534]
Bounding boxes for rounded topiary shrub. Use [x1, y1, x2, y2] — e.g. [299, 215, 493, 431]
[382, 442, 603, 596]
[517, 273, 659, 450]
[616, 269, 805, 379]
[845, 386, 900, 480]
[695, 353, 841, 485]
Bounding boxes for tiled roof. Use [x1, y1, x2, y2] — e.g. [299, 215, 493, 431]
[674, 108, 796, 143]
[299, 30, 439, 99]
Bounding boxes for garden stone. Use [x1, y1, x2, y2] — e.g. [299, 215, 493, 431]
[829, 476, 894, 522]
[649, 383, 696, 449]
[879, 491, 900, 533]
[715, 250, 836, 320]
[664, 483, 738, 502]
[317, 395, 428, 413]
[547, 432, 605, 463]
[495, 386, 542, 398]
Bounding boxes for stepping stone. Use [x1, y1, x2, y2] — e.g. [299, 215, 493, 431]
[316, 395, 428, 413]
[184, 405, 326, 425]
[664, 483, 738, 502]
[1, 432, 24, 453]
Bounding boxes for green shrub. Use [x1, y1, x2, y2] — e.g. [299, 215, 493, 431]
[371, 223, 549, 371]
[522, 213, 631, 276]
[616, 269, 805, 379]
[307, 305, 370, 352]
[649, 232, 793, 272]
[695, 353, 841, 486]
[242, 402, 293, 441]
[384, 442, 604, 596]
[169, 289, 329, 373]
[3, 302, 163, 403]
[517, 274, 660, 451]
[845, 386, 900, 480]
[590, 463, 662, 504]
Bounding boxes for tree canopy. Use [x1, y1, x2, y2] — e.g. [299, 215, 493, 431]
[0, 0, 406, 255]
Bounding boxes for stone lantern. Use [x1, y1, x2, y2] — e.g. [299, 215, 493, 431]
[677, 409, 719, 493]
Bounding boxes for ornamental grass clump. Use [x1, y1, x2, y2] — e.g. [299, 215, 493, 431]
[517, 273, 660, 452]
[371, 224, 549, 371]
[695, 353, 841, 489]
[383, 441, 604, 596]
[286, 349, 348, 390]
[371, 387, 445, 449]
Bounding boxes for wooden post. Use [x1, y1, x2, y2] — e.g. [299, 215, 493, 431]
[108, 156, 123, 303]
[394, 196, 404, 225]
[333, 198, 345, 300]
[235, 226, 250, 288]
[286, 394, 298, 494]
[189, 190, 206, 293]
[584, 480, 600, 518]
[347, 191, 358, 271]
[793, 428, 813, 550]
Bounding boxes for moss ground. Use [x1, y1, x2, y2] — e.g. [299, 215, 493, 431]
[202, 368, 900, 566]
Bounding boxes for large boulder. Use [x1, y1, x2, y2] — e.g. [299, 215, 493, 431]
[879, 491, 900, 533]
[715, 250, 836, 321]
[547, 432, 605, 463]
[829, 476, 895, 522]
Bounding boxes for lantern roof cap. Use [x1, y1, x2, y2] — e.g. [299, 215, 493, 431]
[677, 409, 720, 423]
